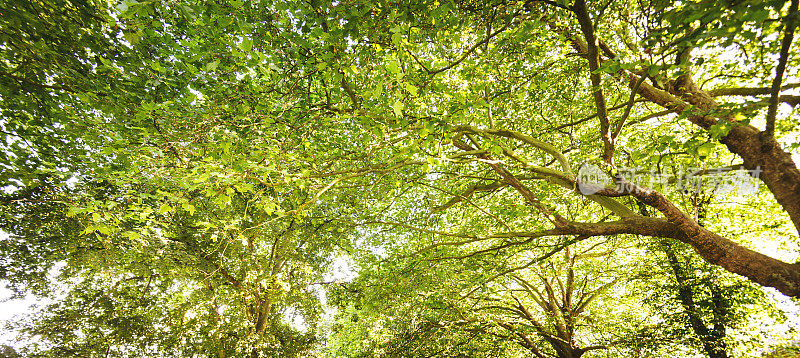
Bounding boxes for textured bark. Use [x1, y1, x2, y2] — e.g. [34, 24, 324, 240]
[720, 126, 800, 235]
[619, 59, 800, 296]
[254, 299, 273, 334]
[483, 148, 800, 296]
[765, 0, 799, 136]
[249, 299, 272, 358]
[600, 214, 800, 297]
[709, 82, 800, 96]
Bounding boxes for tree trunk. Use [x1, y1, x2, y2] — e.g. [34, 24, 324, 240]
[663, 243, 728, 358]
[254, 299, 272, 334]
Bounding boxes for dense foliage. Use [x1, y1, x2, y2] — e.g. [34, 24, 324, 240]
[2, 0, 800, 357]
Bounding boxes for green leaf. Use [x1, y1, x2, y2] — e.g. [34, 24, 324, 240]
[123, 31, 140, 44]
[150, 61, 166, 73]
[206, 60, 219, 71]
[709, 121, 732, 139]
[96, 225, 111, 235]
[392, 101, 404, 117]
[159, 203, 173, 214]
[386, 59, 400, 74]
[406, 83, 418, 96]
[696, 142, 715, 158]
[391, 32, 403, 46]
[240, 37, 253, 52]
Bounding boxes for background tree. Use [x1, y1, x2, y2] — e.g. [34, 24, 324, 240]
[329, 246, 623, 358]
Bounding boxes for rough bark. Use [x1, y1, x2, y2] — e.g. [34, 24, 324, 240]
[556, 6, 800, 236]
[483, 147, 800, 296]
[623, 64, 800, 297]
[254, 299, 273, 334]
[568, 189, 800, 297]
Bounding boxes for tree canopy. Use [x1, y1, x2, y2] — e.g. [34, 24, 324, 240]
[2, 0, 800, 357]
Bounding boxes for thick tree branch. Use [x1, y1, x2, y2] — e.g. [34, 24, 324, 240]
[454, 125, 573, 174]
[452, 138, 569, 225]
[593, 181, 800, 297]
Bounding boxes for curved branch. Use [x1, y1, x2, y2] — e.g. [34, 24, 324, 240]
[454, 125, 573, 175]
[708, 82, 800, 97]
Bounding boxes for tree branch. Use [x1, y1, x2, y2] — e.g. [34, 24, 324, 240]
[551, 99, 646, 131]
[426, 15, 517, 75]
[765, 0, 799, 137]
[612, 74, 646, 140]
[454, 125, 573, 175]
[708, 82, 800, 97]
[573, 0, 614, 164]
